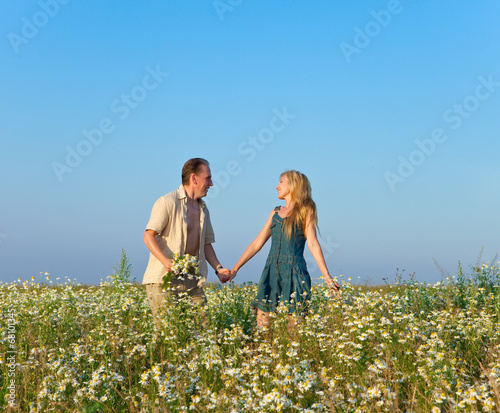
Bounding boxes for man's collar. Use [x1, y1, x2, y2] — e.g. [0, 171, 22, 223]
[176, 185, 187, 199]
[176, 185, 206, 208]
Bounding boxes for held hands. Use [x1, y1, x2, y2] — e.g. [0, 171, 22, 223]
[217, 268, 238, 284]
[216, 267, 231, 283]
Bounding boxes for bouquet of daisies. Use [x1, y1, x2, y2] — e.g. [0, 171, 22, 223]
[162, 253, 201, 289]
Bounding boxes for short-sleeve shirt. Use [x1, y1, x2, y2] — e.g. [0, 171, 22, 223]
[142, 185, 215, 285]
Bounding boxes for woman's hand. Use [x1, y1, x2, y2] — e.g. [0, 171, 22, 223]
[228, 268, 238, 282]
[325, 275, 341, 298]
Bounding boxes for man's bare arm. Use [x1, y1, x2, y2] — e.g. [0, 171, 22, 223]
[205, 243, 230, 282]
[143, 230, 172, 272]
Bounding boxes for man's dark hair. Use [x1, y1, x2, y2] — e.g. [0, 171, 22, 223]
[181, 158, 209, 185]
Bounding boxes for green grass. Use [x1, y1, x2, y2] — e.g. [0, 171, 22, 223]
[1, 262, 500, 412]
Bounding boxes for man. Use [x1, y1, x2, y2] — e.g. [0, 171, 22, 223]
[142, 158, 230, 328]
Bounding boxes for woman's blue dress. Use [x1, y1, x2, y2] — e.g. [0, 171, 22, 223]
[250, 207, 312, 315]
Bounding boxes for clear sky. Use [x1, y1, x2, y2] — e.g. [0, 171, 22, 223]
[1, 1, 499, 286]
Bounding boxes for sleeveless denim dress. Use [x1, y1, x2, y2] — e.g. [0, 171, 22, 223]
[250, 207, 312, 315]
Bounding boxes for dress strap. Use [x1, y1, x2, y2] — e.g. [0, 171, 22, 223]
[273, 206, 281, 213]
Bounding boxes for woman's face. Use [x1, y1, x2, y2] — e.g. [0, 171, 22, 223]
[276, 175, 291, 199]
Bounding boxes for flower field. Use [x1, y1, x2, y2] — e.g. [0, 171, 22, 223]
[1, 263, 500, 412]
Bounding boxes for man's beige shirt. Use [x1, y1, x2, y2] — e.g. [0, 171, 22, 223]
[142, 185, 215, 285]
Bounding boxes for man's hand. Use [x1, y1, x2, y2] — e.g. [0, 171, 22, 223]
[217, 267, 231, 283]
[144, 230, 174, 275]
[163, 258, 173, 274]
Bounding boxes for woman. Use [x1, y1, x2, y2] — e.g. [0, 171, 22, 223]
[229, 170, 340, 326]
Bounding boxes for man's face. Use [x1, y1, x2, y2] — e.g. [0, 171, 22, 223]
[193, 164, 213, 198]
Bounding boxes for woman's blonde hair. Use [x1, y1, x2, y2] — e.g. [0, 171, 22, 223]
[281, 170, 318, 239]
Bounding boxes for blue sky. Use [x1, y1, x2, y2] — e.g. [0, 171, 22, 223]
[1, 1, 499, 286]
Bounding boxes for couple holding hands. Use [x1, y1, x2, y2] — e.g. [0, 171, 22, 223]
[142, 158, 340, 328]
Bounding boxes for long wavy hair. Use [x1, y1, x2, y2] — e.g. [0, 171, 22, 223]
[281, 170, 318, 239]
